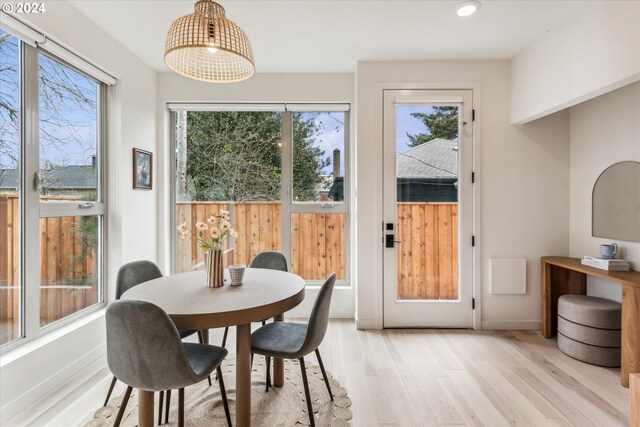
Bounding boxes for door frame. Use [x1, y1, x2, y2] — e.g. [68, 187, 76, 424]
[382, 89, 473, 328]
[373, 82, 482, 330]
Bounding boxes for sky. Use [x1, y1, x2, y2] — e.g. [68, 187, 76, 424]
[395, 105, 435, 153]
[300, 112, 345, 176]
[0, 29, 98, 171]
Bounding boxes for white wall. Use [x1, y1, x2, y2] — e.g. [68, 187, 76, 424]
[355, 60, 570, 330]
[511, 2, 640, 124]
[569, 81, 640, 302]
[0, 2, 158, 421]
[156, 72, 355, 318]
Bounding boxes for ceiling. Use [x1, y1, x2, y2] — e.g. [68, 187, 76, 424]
[69, 0, 593, 73]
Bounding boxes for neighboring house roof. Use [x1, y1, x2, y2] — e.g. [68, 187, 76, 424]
[396, 138, 458, 179]
[0, 165, 97, 189]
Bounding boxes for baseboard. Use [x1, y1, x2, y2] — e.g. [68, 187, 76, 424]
[481, 320, 542, 330]
[355, 319, 377, 330]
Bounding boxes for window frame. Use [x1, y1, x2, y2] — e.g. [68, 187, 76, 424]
[169, 105, 351, 287]
[0, 36, 110, 353]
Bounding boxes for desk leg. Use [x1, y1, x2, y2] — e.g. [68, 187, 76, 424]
[541, 262, 586, 338]
[273, 314, 284, 387]
[622, 284, 640, 388]
[631, 374, 639, 426]
[236, 323, 251, 427]
[138, 389, 154, 427]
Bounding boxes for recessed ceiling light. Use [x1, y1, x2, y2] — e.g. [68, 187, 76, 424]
[456, 1, 480, 17]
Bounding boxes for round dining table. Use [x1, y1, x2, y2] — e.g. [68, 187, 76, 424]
[120, 268, 305, 427]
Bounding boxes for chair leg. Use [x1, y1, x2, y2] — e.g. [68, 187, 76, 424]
[217, 366, 233, 427]
[265, 356, 271, 392]
[196, 331, 214, 386]
[315, 349, 334, 401]
[178, 388, 185, 427]
[299, 358, 315, 427]
[262, 320, 266, 326]
[103, 375, 117, 406]
[158, 390, 164, 425]
[222, 326, 229, 348]
[113, 386, 132, 427]
[165, 389, 171, 424]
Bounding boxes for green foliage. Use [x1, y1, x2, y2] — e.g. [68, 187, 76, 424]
[65, 192, 98, 287]
[292, 113, 330, 201]
[407, 106, 459, 147]
[184, 111, 329, 202]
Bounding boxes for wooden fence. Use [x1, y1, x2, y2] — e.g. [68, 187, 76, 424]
[175, 202, 347, 281]
[0, 195, 97, 287]
[396, 202, 458, 300]
[0, 194, 99, 344]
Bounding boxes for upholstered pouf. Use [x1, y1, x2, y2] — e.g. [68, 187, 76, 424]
[557, 295, 621, 367]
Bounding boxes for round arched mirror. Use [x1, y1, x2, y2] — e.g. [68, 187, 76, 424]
[592, 161, 640, 242]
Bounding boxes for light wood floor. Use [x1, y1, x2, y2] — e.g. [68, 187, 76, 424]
[4, 320, 630, 427]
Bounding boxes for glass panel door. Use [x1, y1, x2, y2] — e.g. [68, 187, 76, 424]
[383, 90, 473, 328]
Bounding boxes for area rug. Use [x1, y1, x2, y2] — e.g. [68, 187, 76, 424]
[86, 357, 352, 426]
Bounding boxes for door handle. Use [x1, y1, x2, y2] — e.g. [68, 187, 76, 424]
[385, 234, 401, 248]
[33, 172, 41, 191]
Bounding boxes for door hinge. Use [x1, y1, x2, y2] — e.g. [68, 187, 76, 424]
[472, 298, 476, 310]
[472, 235, 475, 247]
[472, 109, 476, 121]
[471, 172, 475, 183]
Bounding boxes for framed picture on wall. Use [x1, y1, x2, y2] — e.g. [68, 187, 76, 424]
[133, 148, 153, 190]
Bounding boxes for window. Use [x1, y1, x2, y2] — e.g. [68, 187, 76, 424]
[0, 26, 110, 349]
[0, 31, 22, 346]
[171, 105, 349, 284]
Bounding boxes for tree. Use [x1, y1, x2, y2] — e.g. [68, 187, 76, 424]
[183, 111, 329, 202]
[406, 106, 458, 147]
[1, 30, 97, 179]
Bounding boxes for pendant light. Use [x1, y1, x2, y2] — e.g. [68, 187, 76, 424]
[164, 0, 255, 83]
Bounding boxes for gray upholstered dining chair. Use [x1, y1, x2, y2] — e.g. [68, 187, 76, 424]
[221, 251, 289, 346]
[250, 273, 336, 427]
[103, 260, 210, 425]
[106, 300, 232, 427]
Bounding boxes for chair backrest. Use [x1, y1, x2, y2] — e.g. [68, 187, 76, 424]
[249, 251, 288, 272]
[105, 300, 196, 391]
[299, 273, 336, 355]
[115, 260, 163, 299]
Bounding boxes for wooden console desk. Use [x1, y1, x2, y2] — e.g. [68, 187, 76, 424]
[541, 256, 640, 388]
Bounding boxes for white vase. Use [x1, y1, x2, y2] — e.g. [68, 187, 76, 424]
[204, 249, 224, 288]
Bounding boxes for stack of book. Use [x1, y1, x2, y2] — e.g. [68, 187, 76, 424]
[581, 256, 630, 271]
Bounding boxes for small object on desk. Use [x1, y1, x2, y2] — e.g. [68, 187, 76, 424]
[229, 264, 246, 286]
[600, 242, 618, 259]
[581, 256, 629, 271]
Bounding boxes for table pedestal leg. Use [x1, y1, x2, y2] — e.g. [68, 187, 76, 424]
[200, 328, 209, 344]
[236, 323, 251, 427]
[273, 314, 284, 387]
[138, 389, 154, 427]
[622, 284, 640, 388]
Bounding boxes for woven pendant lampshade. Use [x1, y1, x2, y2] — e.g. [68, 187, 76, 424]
[164, 0, 255, 83]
